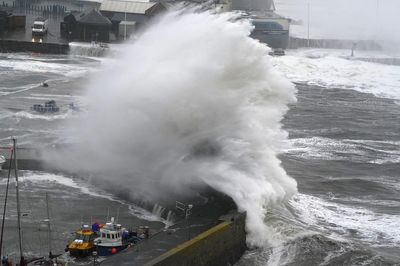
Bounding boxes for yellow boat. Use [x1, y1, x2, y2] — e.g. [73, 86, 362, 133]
[67, 225, 97, 257]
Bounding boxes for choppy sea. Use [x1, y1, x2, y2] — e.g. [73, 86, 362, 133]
[0, 48, 399, 265]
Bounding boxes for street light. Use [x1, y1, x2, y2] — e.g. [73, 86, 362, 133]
[307, 1, 310, 47]
[92, 251, 98, 266]
[175, 201, 193, 240]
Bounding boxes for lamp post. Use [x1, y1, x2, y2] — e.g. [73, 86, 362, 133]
[92, 251, 98, 266]
[375, 0, 380, 40]
[124, 2, 127, 41]
[175, 201, 193, 240]
[307, 1, 310, 47]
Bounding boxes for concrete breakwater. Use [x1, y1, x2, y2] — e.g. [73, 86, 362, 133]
[145, 212, 247, 266]
[0, 39, 69, 54]
[0, 147, 248, 266]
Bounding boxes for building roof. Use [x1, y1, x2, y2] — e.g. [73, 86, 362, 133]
[111, 12, 148, 23]
[78, 9, 112, 25]
[64, 11, 84, 22]
[231, 0, 275, 11]
[100, 0, 158, 15]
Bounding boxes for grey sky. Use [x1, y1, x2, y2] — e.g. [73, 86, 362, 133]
[275, 0, 400, 41]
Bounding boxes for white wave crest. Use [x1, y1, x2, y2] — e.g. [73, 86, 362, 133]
[13, 110, 74, 121]
[6, 171, 165, 223]
[286, 136, 400, 163]
[290, 193, 400, 246]
[273, 49, 400, 100]
[0, 57, 90, 77]
[51, 8, 298, 247]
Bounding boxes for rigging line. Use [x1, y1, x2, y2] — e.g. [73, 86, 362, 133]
[20, 176, 39, 257]
[45, 192, 51, 257]
[0, 147, 14, 260]
[13, 138, 24, 264]
[37, 223, 43, 258]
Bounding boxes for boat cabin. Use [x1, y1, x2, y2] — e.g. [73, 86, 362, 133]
[67, 224, 97, 257]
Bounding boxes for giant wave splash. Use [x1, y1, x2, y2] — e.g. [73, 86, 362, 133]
[55, 8, 297, 246]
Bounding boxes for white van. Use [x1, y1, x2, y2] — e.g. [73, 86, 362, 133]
[32, 17, 48, 35]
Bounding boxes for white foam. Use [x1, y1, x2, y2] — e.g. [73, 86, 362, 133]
[13, 171, 165, 223]
[0, 53, 100, 79]
[0, 59, 89, 77]
[30, 93, 83, 99]
[0, 83, 43, 97]
[290, 193, 400, 246]
[127, 205, 169, 225]
[286, 136, 400, 163]
[13, 110, 74, 121]
[273, 49, 400, 99]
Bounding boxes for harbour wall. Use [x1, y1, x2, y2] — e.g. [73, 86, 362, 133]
[289, 37, 382, 50]
[145, 212, 247, 266]
[0, 147, 248, 266]
[0, 37, 386, 55]
[0, 39, 69, 54]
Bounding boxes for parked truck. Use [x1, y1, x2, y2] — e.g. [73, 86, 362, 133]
[32, 17, 48, 36]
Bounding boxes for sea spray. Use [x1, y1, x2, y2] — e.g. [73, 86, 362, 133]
[52, 8, 297, 246]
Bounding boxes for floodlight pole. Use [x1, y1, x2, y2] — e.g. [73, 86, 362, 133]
[307, 1, 310, 47]
[124, 2, 127, 41]
[175, 201, 193, 241]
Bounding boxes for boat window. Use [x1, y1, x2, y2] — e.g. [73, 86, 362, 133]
[117, 233, 120, 238]
[75, 233, 90, 242]
[107, 233, 110, 239]
[102, 233, 106, 238]
[112, 234, 115, 239]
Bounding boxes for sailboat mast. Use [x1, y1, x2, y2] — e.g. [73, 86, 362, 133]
[0, 147, 15, 260]
[45, 192, 52, 257]
[12, 138, 23, 262]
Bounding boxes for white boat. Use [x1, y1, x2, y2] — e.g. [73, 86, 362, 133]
[94, 217, 141, 256]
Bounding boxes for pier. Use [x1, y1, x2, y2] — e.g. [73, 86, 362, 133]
[102, 212, 247, 266]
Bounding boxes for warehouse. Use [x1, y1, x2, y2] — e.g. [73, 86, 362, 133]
[100, 0, 165, 40]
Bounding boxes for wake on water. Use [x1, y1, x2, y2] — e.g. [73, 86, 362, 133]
[50, 8, 297, 247]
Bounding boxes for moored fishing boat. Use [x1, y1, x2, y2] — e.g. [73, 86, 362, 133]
[66, 225, 97, 257]
[94, 217, 141, 256]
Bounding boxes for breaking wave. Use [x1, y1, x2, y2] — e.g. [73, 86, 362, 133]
[1, 171, 164, 224]
[286, 136, 400, 164]
[51, 8, 297, 246]
[0, 56, 90, 78]
[13, 110, 74, 121]
[273, 49, 400, 100]
[290, 193, 400, 246]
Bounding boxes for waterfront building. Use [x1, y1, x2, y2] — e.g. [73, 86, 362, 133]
[100, 0, 166, 40]
[78, 9, 112, 42]
[0, 9, 7, 34]
[61, 9, 112, 42]
[221, 0, 290, 49]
